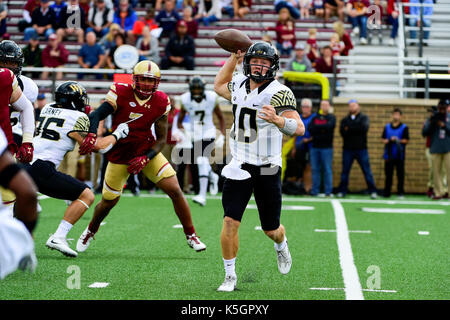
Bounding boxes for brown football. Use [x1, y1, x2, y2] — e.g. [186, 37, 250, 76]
[214, 29, 253, 53]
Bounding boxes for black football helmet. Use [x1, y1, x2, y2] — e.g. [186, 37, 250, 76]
[54, 81, 89, 112]
[0, 40, 25, 76]
[243, 41, 279, 83]
[189, 76, 206, 102]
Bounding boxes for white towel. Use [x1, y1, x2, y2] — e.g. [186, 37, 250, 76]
[221, 158, 251, 180]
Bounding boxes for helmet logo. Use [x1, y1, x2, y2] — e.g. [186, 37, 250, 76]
[69, 84, 83, 95]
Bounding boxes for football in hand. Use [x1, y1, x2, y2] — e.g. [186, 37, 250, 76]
[214, 29, 253, 53]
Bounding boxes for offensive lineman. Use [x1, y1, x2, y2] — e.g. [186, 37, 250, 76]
[177, 76, 225, 206]
[214, 42, 305, 291]
[76, 60, 206, 253]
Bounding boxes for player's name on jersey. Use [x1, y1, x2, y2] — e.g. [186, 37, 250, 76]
[41, 106, 63, 117]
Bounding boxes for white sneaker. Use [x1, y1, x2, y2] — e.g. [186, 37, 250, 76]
[351, 26, 360, 36]
[192, 195, 206, 206]
[388, 38, 395, 46]
[18, 251, 37, 273]
[217, 275, 237, 292]
[76, 227, 96, 252]
[360, 37, 368, 45]
[46, 235, 77, 257]
[186, 233, 206, 252]
[370, 192, 378, 199]
[209, 172, 219, 196]
[37, 202, 42, 213]
[276, 242, 292, 275]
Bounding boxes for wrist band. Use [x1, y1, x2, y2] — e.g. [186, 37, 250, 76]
[279, 117, 297, 136]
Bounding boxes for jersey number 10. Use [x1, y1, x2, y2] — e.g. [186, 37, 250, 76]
[230, 104, 258, 143]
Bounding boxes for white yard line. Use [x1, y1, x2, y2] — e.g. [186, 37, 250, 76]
[331, 199, 364, 300]
[88, 282, 109, 288]
[315, 229, 372, 234]
[310, 287, 397, 293]
[362, 208, 446, 214]
[246, 204, 314, 211]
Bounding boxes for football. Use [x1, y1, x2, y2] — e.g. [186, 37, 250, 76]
[214, 29, 253, 53]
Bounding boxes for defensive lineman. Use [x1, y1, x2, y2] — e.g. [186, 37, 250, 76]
[214, 42, 305, 291]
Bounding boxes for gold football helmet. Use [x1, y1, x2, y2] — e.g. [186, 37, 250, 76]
[132, 60, 161, 99]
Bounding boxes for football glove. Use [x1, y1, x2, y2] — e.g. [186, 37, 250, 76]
[16, 142, 34, 163]
[127, 155, 150, 175]
[112, 123, 130, 141]
[79, 133, 97, 155]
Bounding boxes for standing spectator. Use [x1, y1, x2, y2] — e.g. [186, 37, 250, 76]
[34, 93, 47, 120]
[300, 0, 311, 19]
[314, 45, 334, 73]
[113, 0, 137, 42]
[422, 99, 450, 200]
[267, 7, 296, 56]
[346, 0, 370, 45]
[18, 0, 41, 33]
[387, 0, 400, 46]
[160, 20, 195, 70]
[306, 28, 319, 65]
[0, 0, 7, 40]
[136, 26, 160, 64]
[324, 0, 345, 22]
[40, 33, 69, 80]
[381, 108, 409, 198]
[182, 5, 199, 38]
[132, 7, 159, 38]
[99, 23, 122, 53]
[313, 0, 324, 19]
[333, 21, 353, 56]
[195, 0, 223, 26]
[77, 31, 106, 79]
[87, 0, 114, 38]
[409, 0, 433, 44]
[336, 99, 378, 199]
[287, 42, 312, 72]
[56, 0, 87, 44]
[233, 0, 252, 19]
[50, 0, 67, 27]
[155, 0, 181, 38]
[24, 0, 56, 41]
[309, 100, 336, 196]
[22, 30, 43, 79]
[274, 0, 300, 20]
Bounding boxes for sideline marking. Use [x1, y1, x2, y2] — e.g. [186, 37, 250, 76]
[88, 282, 109, 288]
[310, 287, 397, 293]
[418, 231, 430, 235]
[315, 229, 372, 234]
[362, 208, 445, 214]
[246, 204, 314, 211]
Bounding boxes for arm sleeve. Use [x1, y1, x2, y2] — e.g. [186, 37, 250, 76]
[270, 89, 297, 115]
[11, 93, 35, 143]
[88, 101, 115, 134]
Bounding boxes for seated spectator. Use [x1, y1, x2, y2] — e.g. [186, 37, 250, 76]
[41, 33, 69, 80]
[105, 32, 126, 70]
[185, 0, 199, 16]
[24, 0, 56, 41]
[113, 0, 138, 8]
[56, 0, 87, 44]
[195, 0, 223, 26]
[113, 0, 138, 43]
[387, 0, 400, 46]
[221, 0, 234, 17]
[306, 28, 319, 65]
[333, 21, 353, 56]
[314, 45, 334, 74]
[346, 0, 370, 45]
[0, 0, 7, 40]
[233, 0, 251, 19]
[77, 31, 106, 79]
[274, 0, 300, 20]
[312, 0, 324, 19]
[368, 0, 383, 44]
[79, 0, 90, 14]
[99, 23, 122, 53]
[409, 0, 433, 44]
[267, 7, 296, 56]
[324, 0, 344, 22]
[155, 0, 181, 38]
[132, 7, 159, 38]
[287, 42, 312, 72]
[300, 0, 311, 19]
[330, 33, 344, 56]
[50, 0, 67, 27]
[160, 20, 195, 70]
[18, 0, 41, 33]
[182, 5, 199, 38]
[22, 31, 43, 78]
[136, 26, 160, 64]
[87, 0, 114, 38]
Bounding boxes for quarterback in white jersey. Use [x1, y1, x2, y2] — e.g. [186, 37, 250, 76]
[214, 42, 305, 292]
[177, 76, 225, 206]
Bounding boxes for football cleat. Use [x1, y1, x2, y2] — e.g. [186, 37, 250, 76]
[217, 275, 237, 292]
[192, 195, 206, 206]
[209, 171, 219, 196]
[76, 227, 95, 252]
[46, 235, 77, 257]
[186, 233, 206, 252]
[18, 251, 37, 273]
[275, 241, 292, 275]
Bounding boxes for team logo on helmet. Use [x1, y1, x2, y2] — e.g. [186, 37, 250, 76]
[243, 42, 279, 83]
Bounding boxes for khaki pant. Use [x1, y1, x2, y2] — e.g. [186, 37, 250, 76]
[431, 152, 450, 197]
[58, 144, 80, 178]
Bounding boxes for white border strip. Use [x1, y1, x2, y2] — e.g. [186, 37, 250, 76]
[315, 229, 372, 234]
[310, 287, 397, 293]
[362, 208, 445, 214]
[331, 200, 364, 300]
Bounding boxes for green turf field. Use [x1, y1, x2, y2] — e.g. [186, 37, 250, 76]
[0, 192, 448, 300]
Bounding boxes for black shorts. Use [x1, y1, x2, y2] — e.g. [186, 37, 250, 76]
[23, 159, 88, 201]
[222, 163, 282, 231]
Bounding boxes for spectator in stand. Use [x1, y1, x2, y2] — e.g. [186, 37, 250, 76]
[99, 23, 122, 53]
[114, 0, 138, 8]
[24, 0, 56, 41]
[22, 30, 43, 79]
[113, 0, 138, 43]
[136, 26, 160, 64]
[182, 6, 199, 38]
[0, 0, 7, 40]
[79, 0, 90, 14]
[18, 0, 40, 33]
[381, 108, 409, 198]
[337, 99, 378, 199]
[221, 0, 234, 17]
[387, 0, 400, 46]
[324, 0, 345, 22]
[274, 0, 300, 20]
[184, 0, 199, 16]
[87, 0, 114, 38]
[333, 21, 353, 56]
[330, 33, 344, 56]
[312, 0, 324, 19]
[41, 33, 69, 80]
[314, 45, 334, 73]
[105, 32, 126, 69]
[232, 0, 251, 19]
[306, 28, 319, 65]
[155, 0, 181, 38]
[346, 0, 370, 45]
[267, 7, 296, 56]
[369, 0, 384, 44]
[56, 0, 87, 44]
[409, 0, 433, 44]
[195, 0, 223, 26]
[422, 99, 450, 200]
[50, 0, 67, 27]
[287, 42, 312, 72]
[309, 99, 336, 197]
[132, 7, 159, 39]
[77, 31, 106, 79]
[160, 20, 195, 70]
[300, 0, 311, 19]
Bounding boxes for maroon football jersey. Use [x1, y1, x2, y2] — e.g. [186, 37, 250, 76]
[105, 83, 171, 164]
[0, 68, 18, 149]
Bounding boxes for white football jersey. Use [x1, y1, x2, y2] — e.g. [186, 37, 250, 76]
[11, 75, 39, 136]
[228, 74, 297, 167]
[32, 104, 90, 168]
[180, 90, 219, 142]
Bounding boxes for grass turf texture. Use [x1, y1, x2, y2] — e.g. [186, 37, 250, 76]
[0, 193, 448, 300]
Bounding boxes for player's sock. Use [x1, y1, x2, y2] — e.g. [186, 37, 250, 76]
[183, 226, 196, 236]
[197, 156, 211, 198]
[54, 220, 73, 239]
[223, 257, 236, 277]
[198, 176, 209, 198]
[274, 235, 287, 251]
